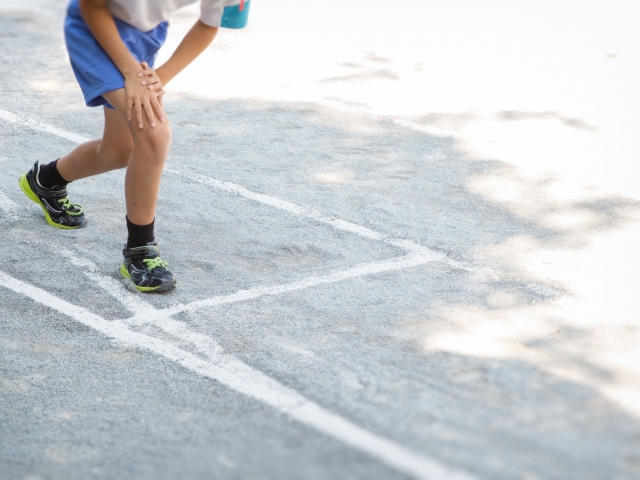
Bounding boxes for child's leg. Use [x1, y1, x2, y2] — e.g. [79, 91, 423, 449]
[56, 106, 134, 182]
[101, 89, 171, 225]
[97, 88, 175, 292]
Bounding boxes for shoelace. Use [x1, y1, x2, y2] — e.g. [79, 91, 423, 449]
[143, 257, 169, 271]
[57, 196, 83, 214]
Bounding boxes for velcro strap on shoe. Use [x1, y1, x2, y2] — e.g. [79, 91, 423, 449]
[129, 245, 159, 259]
[49, 188, 69, 198]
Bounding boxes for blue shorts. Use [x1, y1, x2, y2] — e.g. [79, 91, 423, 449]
[64, 0, 168, 109]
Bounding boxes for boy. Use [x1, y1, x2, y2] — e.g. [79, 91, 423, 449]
[19, 0, 250, 292]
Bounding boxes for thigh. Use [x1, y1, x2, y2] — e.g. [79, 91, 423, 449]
[102, 89, 135, 134]
[102, 104, 134, 152]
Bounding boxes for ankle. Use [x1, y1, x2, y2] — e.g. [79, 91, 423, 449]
[126, 216, 155, 249]
[37, 159, 70, 189]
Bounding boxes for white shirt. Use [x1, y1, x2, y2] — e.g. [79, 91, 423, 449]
[107, 0, 244, 32]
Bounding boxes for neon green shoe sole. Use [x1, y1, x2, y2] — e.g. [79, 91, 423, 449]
[120, 263, 163, 292]
[19, 173, 81, 230]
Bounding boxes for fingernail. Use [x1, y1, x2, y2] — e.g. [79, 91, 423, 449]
[127, 116, 131, 121]
[160, 117, 165, 123]
[138, 123, 143, 129]
[141, 81, 147, 85]
[138, 73, 143, 77]
[151, 122, 156, 128]
[149, 86, 154, 90]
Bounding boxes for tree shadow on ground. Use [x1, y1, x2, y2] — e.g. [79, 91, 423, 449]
[160, 92, 640, 479]
[2, 9, 640, 480]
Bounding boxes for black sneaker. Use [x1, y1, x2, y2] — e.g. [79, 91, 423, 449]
[19, 161, 87, 229]
[120, 242, 177, 292]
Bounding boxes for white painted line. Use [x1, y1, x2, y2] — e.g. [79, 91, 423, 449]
[123, 307, 226, 362]
[52, 246, 154, 315]
[49, 244, 226, 360]
[0, 110, 91, 144]
[164, 167, 390, 241]
[0, 189, 20, 220]
[2, 108, 472, 321]
[0, 270, 477, 480]
[165, 167, 469, 269]
[0, 109, 471, 271]
[126, 254, 435, 323]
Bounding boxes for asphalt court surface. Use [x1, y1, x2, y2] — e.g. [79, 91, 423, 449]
[6, 115, 630, 480]
[2, 3, 640, 480]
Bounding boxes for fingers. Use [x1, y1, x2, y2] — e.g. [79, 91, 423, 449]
[156, 88, 165, 107]
[127, 68, 166, 129]
[138, 65, 157, 85]
[137, 63, 164, 99]
[143, 98, 156, 128]
[151, 95, 165, 123]
[131, 95, 162, 129]
[141, 71, 158, 86]
[140, 70, 156, 83]
[138, 62, 150, 78]
[142, 79, 159, 87]
[135, 98, 144, 130]
[127, 95, 134, 123]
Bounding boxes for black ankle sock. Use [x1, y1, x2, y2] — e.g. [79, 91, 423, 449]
[126, 216, 155, 249]
[38, 159, 70, 189]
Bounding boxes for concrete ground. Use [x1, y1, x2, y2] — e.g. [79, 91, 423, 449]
[1, 1, 640, 479]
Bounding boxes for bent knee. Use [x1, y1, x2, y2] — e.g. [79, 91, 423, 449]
[135, 122, 172, 157]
